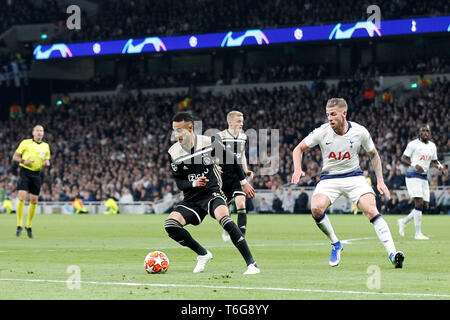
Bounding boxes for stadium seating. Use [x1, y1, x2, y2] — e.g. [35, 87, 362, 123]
[0, 75, 448, 206]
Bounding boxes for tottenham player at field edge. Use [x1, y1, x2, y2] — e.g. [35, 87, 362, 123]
[165, 112, 260, 275]
[291, 98, 405, 268]
[398, 124, 444, 240]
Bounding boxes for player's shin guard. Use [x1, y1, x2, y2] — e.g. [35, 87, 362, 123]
[219, 216, 255, 266]
[313, 213, 339, 243]
[164, 219, 207, 256]
[371, 214, 396, 255]
[237, 208, 247, 236]
[17, 200, 24, 227]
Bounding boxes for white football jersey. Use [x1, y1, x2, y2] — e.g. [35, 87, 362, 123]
[403, 138, 438, 175]
[304, 121, 375, 176]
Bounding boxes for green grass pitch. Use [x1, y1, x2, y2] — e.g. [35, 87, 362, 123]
[0, 213, 449, 300]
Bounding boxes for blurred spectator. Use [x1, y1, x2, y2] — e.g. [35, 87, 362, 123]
[388, 169, 405, 190]
[386, 193, 400, 214]
[294, 187, 309, 213]
[272, 194, 283, 213]
[119, 188, 134, 203]
[246, 197, 254, 212]
[145, 203, 155, 214]
[397, 193, 413, 213]
[377, 194, 388, 212]
[258, 197, 272, 213]
[436, 189, 450, 214]
[428, 191, 438, 214]
[282, 188, 295, 213]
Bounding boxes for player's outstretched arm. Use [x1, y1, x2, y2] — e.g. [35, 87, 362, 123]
[291, 140, 308, 184]
[368, 148, 391, 200]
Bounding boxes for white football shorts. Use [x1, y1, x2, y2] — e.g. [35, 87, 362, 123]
[405, 177, 430, 202]
[313, 175, 375, 205]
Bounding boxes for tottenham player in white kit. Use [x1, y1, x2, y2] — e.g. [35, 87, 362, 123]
[291, 98, 404, 268]
[398, 124, 444, 240]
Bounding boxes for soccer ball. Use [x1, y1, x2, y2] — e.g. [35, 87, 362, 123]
[144, 251, 169, 274]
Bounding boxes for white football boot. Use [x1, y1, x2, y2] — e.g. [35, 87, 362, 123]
[193, 250, 213, 273]
[244, 263, 260, 275]
[414, 233, 429, 240]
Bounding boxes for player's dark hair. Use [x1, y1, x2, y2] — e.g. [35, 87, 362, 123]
[417, 123, 430, 131]
[32, 124, 44, 132]
[172, 112, 194, 125]
[417, 123, 430, 142]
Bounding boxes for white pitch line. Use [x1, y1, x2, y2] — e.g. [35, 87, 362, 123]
[340, 237, 375, 244]
[0, 237, 376, 254]
[0, 278, 449, 298]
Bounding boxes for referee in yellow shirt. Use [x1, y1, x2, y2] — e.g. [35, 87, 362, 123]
[12, 125, 51, 238]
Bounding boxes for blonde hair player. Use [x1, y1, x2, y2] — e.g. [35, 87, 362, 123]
[217, 111, 253, 242]
[291, 98, 404, 268]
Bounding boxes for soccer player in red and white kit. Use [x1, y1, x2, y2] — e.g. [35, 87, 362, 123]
[398, 124, 444, 240]
[291, 98, 404, 268]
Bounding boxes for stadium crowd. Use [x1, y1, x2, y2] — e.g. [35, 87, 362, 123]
[0, 73, 448, 213]
[1, 0, 449, 40]
[0, 52, 30, 88]
[53, 55, 450, 94]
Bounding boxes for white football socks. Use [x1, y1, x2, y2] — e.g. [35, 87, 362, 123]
[315, 214, 339, 244]
[402, 208, 423, 235]
[413, 209, 423, 235]
[372, 215, 396, 255]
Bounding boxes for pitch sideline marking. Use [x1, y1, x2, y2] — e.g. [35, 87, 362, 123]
[0, 237, 376, 253]
[0, 278, 449, 298]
